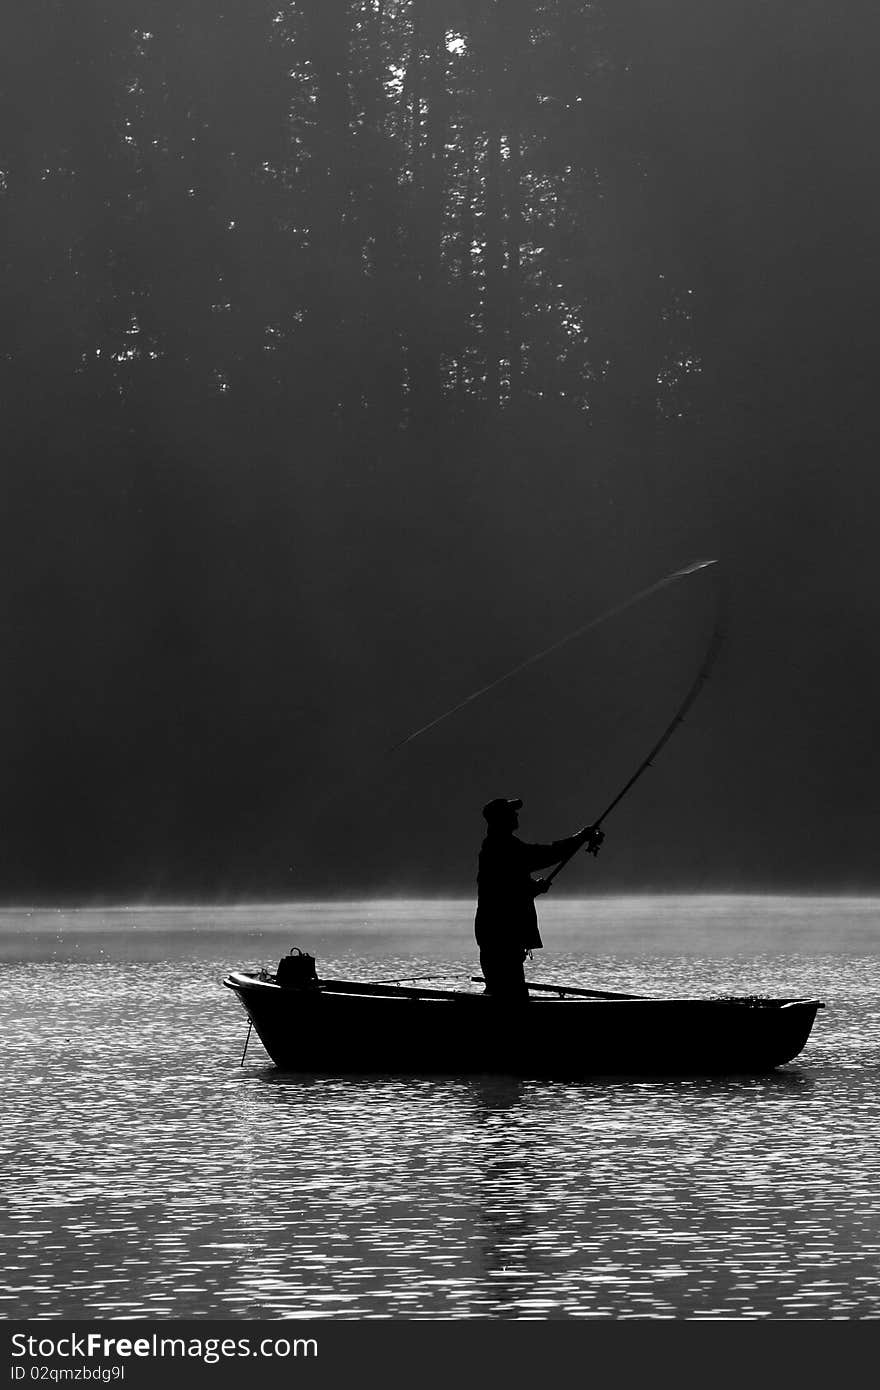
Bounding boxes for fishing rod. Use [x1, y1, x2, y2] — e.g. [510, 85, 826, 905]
[544, 597, 727, 887]
[387, 558, 718, 755]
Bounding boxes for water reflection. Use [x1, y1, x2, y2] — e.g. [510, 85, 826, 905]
[465, 1074, 530, 1114]
[0, 937, 878, 1319]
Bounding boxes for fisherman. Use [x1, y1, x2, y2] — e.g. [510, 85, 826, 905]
[475, 798, 604, 1001]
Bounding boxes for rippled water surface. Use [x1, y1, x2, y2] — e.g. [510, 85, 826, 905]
[2, 897, 879, 1319]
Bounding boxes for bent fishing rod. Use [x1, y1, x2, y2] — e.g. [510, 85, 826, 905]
[544, 600, 727, 888]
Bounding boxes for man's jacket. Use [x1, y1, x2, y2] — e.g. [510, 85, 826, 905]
[474, 829, 583, 952]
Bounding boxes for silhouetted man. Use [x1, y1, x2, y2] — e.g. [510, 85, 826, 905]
[475, 797, 604, 1001]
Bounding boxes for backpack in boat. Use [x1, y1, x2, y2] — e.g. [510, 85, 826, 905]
[276, 947, 318, 990]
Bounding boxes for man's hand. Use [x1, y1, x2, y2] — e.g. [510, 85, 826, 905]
[579, 825, 605, 856]
[532, 878, 551, 896]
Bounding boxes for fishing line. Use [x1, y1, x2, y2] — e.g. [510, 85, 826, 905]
[387, 558, 717, 755]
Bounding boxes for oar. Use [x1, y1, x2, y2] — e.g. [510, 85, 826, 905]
[471, 975, 645, 1000]
[368, 972, 459, 985]
[318, 977, 483, 1002]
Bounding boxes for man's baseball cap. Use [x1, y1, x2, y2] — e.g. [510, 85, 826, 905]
[482, 797, 523, 822]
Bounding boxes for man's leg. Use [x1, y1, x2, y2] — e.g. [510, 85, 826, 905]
[480, 948, 529, 1001]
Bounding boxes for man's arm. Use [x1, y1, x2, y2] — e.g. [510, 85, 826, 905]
[522, 825, 603, 871]
[532, 830, 604, 893]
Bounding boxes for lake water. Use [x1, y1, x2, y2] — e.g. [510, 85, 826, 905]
[2, 896, 879, 1320]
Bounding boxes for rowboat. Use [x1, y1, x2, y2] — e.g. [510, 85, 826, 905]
[223, 954, 824, 1077]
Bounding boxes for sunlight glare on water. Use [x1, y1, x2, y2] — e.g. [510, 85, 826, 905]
[2, 897, 879, 1319]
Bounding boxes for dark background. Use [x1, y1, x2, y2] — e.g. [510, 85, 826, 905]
[1, 1, 878, 902]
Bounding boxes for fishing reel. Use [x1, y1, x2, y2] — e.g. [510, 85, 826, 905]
[584, 826, 605, 857]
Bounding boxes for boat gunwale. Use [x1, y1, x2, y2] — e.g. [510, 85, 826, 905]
[222, 972, 824, 1011]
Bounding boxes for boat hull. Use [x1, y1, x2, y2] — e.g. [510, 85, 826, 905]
[224, 974, 823, 1077]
